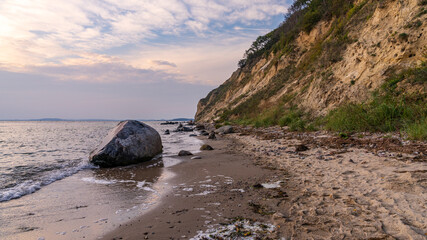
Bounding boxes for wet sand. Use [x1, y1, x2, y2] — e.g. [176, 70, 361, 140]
[102, 137, 285, 239]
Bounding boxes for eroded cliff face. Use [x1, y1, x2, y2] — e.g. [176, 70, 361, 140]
[196, 0, 426, 122]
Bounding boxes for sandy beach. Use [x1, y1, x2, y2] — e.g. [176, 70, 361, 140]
[102, 136, 281, 239]
[1, 124, 425, 239]
[102, 126, 427, 239]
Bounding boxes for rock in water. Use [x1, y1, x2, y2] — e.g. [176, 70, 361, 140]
[89, 120, 162, 167]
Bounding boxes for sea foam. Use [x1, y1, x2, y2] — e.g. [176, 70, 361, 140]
[0, 162, 94, 202]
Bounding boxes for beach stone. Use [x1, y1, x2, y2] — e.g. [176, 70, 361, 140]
[200, 130, 209, 136]
[176, 125, 193, 132]
[200, 144, 214, 150]
[195, 123, 205, 130]
[208, 132, 216, 139]
[295, 144, 309, 152]
[191, 156, 202, 159]
[178, 150, 193, 156]
[164, 129, 170, 135]
[215, 125, 234, 134]
[189, 134, 197, 137]
[89, 120, 162, 168]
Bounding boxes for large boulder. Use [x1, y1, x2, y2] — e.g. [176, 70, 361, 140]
[89, 120, 162, 167]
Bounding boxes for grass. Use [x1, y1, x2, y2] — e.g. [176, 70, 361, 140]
[405, 118, 427, 140]
[325, 64, 427, 140]
[230, 103, 317, 132]
[222, 64, 426, 140]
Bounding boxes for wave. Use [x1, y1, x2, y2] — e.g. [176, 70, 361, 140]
[0, 162, 95, 202]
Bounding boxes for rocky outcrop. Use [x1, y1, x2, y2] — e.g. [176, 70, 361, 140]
[89, 120, 162, 168]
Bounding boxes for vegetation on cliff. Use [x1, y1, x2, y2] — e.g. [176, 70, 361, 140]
[196, 0, 427, 140]
[325, 63, 427, 140]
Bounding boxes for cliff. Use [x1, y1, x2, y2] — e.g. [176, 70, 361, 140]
[195, 0, 426, 127]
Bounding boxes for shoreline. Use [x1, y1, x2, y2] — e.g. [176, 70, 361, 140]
[103, 127, 426, 239]
[102, 136, 284, 239]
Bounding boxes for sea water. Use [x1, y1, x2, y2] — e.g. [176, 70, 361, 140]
[0, 121, 202, 239]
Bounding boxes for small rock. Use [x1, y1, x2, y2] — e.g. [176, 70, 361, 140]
[195, 124, 205, 130]
[272, 212, 284, 219]
[178, 150, 193, 156]
[200, 144, 214, 151]
[191, 156, 202, 159]
[189, 134, 197, 137]
[200, 130, 209, 136]
[295, 144, 309, 152]
[208, 132, 216, 139]
[164, 129, 170, 135]
[215, 125, 234, 134]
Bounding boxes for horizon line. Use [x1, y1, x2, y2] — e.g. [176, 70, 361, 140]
[0, 117, 195, 122]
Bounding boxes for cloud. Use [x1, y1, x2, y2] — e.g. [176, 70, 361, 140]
[151, 60, 177, 68]
[0, 0, 289, 85]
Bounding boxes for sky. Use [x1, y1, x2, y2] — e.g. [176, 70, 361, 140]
[0, 0, 289, 120]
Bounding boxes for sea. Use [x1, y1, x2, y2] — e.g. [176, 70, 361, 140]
[0, 121, 203, 239]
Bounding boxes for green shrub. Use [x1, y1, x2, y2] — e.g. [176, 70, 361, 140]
[278, 108, 309, 131]
[302, 9, 322, 32]
[325, 64, 427, 135]
[325, 104, 369, 132]
[405, 20, 423, 28]
[416, 7, 427, 17]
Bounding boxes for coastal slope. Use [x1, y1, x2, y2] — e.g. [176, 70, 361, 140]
[195, 0, 426, 123]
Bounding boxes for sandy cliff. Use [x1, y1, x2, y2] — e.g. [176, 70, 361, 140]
[196, 0, 426, 122]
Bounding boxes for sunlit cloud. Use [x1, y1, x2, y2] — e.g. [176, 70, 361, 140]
[0, 0, 288, 85]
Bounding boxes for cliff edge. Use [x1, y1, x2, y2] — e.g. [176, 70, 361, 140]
[195, 0, 426, 131]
